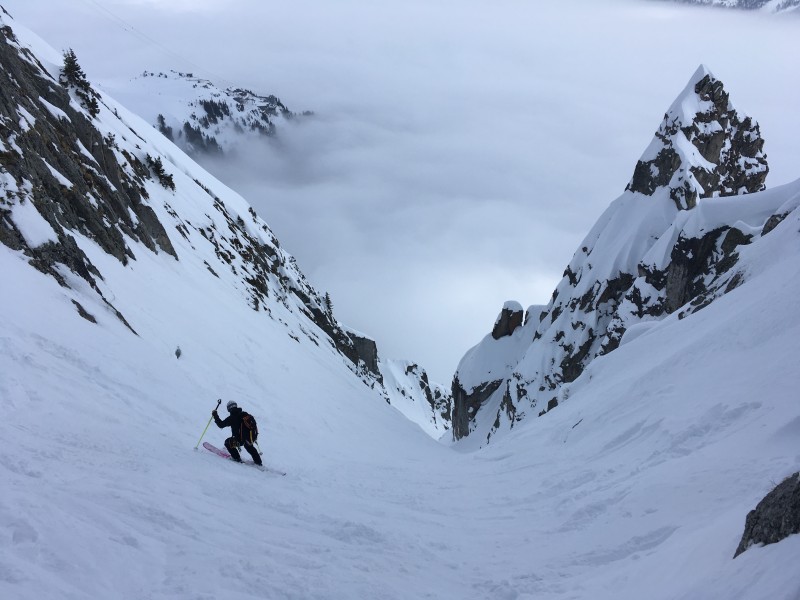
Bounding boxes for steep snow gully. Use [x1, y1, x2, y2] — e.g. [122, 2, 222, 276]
[4, 231, 800, 599]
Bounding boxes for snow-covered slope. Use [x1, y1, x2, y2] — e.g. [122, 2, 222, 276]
[2, 8, 799, 600]
[105, 69, 298, 156]
[380, 359, 452, 438]
[105, 69, 456, 437]
[0, 7, 375, 386]
[451, 65, 784, 444]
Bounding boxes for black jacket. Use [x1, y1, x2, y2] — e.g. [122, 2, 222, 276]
[214, 406, 248, 443]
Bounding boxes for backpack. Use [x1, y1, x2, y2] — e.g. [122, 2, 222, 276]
[240, 412, 258, 443]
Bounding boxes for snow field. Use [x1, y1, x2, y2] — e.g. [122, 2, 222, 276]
[2, 198, 799, 598]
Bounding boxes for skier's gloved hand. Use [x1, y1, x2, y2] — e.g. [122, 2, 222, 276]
[212, 410, 218, 417]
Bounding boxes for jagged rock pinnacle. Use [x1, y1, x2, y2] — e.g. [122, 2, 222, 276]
[626, 65, 768, 210]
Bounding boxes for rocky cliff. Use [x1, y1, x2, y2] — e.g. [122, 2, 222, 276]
[0, 7, 366, 381]
[451, 66, 788, 445]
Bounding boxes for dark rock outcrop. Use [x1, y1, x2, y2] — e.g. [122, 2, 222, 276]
[0, 23, 177, 328]
[451, 377, 503, 440]
[414, 365, 451, 425]
[626, 68, 767, 210]
[492, 303, 524, 339]
[734, 473, 800, 558]
[347, 331, 382, 380]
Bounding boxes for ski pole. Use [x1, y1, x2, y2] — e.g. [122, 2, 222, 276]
[194, 399, 221, 449]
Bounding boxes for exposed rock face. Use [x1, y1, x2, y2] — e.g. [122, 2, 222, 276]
[626, 67, 767, 210]
[0, 21, 175, 328]
[451, 377, 503, 441]
[602, 225, 755, 353]
[492, 301, 524, 339]
[0, 10, 375, 385]
[451, 66, 779, 444]
[734, 473, 800, 558]
[347, 331, 382, 380]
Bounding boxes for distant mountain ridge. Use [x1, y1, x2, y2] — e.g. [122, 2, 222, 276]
[108, 70, 308, 157]
[451, 65, 797, 445]
[665, 0, 800, 12]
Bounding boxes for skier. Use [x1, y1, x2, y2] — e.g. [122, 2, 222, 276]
[212, 400, 262, 466]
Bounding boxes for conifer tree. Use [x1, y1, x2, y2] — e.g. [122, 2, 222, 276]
[146, 154, 176, 191]
[156, 114, 174, 141]
[61, 49, 85, 85]
[60, 48, 100, 118]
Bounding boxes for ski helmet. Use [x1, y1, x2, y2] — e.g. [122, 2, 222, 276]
[226, 400, 238, 411]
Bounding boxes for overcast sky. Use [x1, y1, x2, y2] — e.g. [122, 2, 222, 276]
[6, 0, 799, 383]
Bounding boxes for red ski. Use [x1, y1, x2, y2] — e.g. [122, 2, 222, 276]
[202, 442, 286, 476]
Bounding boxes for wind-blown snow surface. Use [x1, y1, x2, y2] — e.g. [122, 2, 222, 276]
[2, 15, 800, 600]
[3, 192, 800, 599]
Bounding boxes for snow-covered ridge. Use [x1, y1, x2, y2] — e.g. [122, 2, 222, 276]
[451, 65, 798, 445]
[0, 7, 366, 380]
[664, 0, 800, 12]
[106, 69, 304, 156]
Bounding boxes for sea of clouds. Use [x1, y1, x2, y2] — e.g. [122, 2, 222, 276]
[7, 0, 799, 382]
